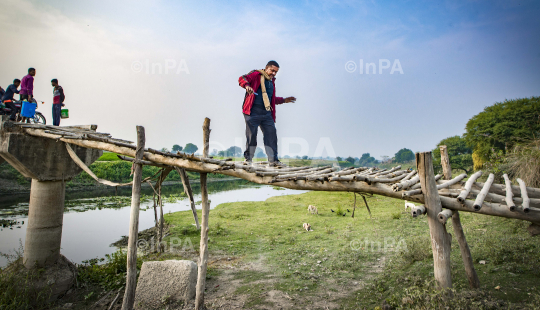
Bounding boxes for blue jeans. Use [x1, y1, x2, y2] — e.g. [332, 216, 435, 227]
[53, 104, 62, 126]
[243, 113, 278, 162]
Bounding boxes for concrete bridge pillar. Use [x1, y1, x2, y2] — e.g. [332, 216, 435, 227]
[0, 121, 102, 269]
[24, 180, 66, 268]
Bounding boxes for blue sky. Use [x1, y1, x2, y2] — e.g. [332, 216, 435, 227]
[1, 0, 538, 159]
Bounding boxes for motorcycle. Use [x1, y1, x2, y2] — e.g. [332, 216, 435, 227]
[0, 99, 46, 124]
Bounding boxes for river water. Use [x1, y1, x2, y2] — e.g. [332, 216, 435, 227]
[0, 179, 306, 267]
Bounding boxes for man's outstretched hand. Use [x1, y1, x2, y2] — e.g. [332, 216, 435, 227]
[284, 96, 296, 103]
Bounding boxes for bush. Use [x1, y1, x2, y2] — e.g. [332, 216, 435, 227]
[507, 139, 540, 188]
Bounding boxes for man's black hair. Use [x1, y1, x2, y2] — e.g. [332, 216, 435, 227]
[51, 79, 58, 84]
[28, 68, 35, 73]
[266, 60, 279, 68]
[13, 79, 20, 84]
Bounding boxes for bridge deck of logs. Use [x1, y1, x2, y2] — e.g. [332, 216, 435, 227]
[9, 120, 540, 309]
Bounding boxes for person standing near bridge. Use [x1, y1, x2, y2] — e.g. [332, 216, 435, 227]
[238, 60, 296, 167]
[20, 68, 36, 102]
[51, 79, 65, 126]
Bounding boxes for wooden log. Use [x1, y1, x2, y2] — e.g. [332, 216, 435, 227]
[439, 145, 452, 180]
[457, 171, 483, 203]
[452, 211, 480, 288]
[417, 152, 452, 290]
[409, 174, 442, 190]
[121, 126, 145, 310]
[402, 173, 466, 197]
[196, 118, 211, 310]
[365, 172, 408, 184]
[118, 155, 170, 168]
[473, 174, 495, 211]
[157, 168, 172, 252]
[175, 167, 200, 229]
[473, 181, 540, 199]
[401, 170, 417, 181]
[438, 209, 454, 224]
[412, 205, 426, 217]
[392, 175, 420, 192]
[517, 178, 531, 213]
[503, 174, 516, 212]
[439, 144, 480, 289]
[372, 165, 401, 176]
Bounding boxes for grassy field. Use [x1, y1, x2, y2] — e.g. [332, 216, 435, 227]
[156, 191, 540, 309]
[2, 190, 539, 309]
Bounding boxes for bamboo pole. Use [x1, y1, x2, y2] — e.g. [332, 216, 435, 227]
[438, 209, 454, 224]
[473, 174, 495, 211]
[412, 205, 425, 217]
[457, 171, 483, 203]
[175, 167, 200, 229]
[417, 152, 452, 290]
[517, 178, 531, 213]
[121, 126, 145, 310]
[503, 174, 516, 211]
[195, 118, 211, 310]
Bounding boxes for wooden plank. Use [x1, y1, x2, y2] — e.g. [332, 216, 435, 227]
[121, 126, 145, 310]
[417, 151, 452, 290]
[503, 174, 516, 211]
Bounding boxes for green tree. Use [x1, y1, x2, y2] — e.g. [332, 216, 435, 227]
[345, 156, 355, 164]
[183, 143, 198, 154]
[358, 153, 376, 166]
[433, 136, 473, 174]
[464, 97, 540, 161]
[172, 144, 183, 152]
[394, 148, 414, 163]
[302, 155, 309, 160]
[254, 147, 265, 158]
[336, 156, 342, 161]
[225, 146, 242, 157]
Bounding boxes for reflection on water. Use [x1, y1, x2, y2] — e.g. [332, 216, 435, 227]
[0, 179, 306, 267]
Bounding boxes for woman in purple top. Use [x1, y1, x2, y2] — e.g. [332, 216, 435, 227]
[20, 68, 35, 101]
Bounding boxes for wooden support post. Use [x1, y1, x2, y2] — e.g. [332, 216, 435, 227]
[439, 145, 452, 180]
[417, 151, 452, 290]
[157, 168, 173, 252]
[121, 126, 145, 310]
[451, 211, 480, 288]
[439, 146, 480, 289]
[175, 167, 200, 229]
[195, 118, 211, 310]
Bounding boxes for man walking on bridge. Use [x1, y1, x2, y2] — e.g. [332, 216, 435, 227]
[238, 60, 296, 166]
[20, 68, 36, 102]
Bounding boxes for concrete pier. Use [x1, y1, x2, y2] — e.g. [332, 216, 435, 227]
[0, 120, 102, 269]
[24, 180, 66, 268]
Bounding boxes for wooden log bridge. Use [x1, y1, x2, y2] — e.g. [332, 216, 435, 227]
[9, 122, 540, 226]
[2, 119, 540, 307]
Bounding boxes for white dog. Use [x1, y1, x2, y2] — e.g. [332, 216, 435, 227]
[303, 223, 312, 231]
[404, 201, 416, 210]
[307, 205, 318, 215]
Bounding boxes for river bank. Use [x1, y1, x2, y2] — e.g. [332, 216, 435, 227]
[156, 191, 540, 309]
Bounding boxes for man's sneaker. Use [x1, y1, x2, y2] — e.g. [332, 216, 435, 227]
[269, 161, 287, 168]
[243, 159, 253, 165]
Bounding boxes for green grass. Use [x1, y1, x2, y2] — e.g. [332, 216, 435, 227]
[97, 152, 122, 161]
[164, 191, 540, 309]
